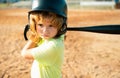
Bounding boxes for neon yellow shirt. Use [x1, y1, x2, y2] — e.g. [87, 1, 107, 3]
[31, 35, 64, 78]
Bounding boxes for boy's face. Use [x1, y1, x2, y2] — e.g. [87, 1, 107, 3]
[36, 18, 58, 40]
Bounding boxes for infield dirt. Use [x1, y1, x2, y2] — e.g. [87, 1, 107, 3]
[0, 8, 120, 78]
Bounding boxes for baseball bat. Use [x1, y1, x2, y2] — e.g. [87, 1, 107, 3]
[67, 24, 120, 34]
[24, 24, 120, 40]
[24, 24, 30, 40]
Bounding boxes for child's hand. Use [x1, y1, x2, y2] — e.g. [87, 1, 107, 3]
[28, 31, 41, 44]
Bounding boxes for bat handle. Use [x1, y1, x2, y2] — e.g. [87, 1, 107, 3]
[24, 24, 30, 40]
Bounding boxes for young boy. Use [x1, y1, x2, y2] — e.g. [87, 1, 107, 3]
[21, 0, 67, 78]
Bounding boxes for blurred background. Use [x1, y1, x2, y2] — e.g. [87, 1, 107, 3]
[0, 0, 120, 78]
[0, 0, 120, 9]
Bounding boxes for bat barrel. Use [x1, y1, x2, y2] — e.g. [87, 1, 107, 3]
[67, 25, 120, 34]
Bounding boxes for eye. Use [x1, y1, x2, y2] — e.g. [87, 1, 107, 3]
[49, 25, 53, 27]
[38, 24, 43, 27]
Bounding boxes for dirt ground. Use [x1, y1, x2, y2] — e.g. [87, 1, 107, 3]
[0, 8, 120, 78]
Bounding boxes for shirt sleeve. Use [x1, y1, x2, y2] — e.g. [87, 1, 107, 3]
[31, 40, 60, 65]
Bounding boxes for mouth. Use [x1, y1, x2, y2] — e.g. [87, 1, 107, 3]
[41, 34, 49, 37]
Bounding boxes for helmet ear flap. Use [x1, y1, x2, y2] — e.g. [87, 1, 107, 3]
[60, 20, 67, 34]
[55, 18, 67, 37]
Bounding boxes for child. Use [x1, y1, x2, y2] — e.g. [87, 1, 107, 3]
[21, 0, 67, 78]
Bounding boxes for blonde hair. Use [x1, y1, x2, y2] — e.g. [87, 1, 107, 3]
[29, 11, 64, 35]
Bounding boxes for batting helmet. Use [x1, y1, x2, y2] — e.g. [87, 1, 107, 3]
[29, 0, 67, 18]
[24, 0, 68, 40]
[29, 0, 68, 37]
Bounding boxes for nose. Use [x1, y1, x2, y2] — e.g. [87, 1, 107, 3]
[43, 27, 49, 33]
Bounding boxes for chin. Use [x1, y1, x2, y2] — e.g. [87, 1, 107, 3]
[42, 36, 50, 40]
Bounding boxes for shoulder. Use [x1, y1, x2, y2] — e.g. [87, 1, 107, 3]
[46, 35, 64, 50]
[50, 35, 64, 46]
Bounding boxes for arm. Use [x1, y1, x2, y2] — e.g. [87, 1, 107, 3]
[21, 40, 37, 60]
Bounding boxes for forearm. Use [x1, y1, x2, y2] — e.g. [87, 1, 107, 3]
[25, 40, 37, 49]
[21, 40, 37, 60]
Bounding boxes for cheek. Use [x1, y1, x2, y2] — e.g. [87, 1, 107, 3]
[52, 28, 58, 35]
[36, 26, 41, 33]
